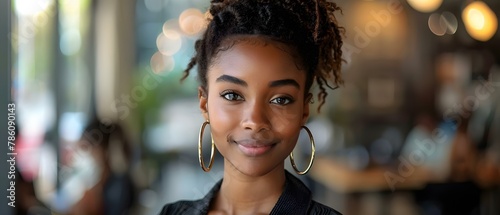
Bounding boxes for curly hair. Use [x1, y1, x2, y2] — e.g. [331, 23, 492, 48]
[181, 0, 344, 112]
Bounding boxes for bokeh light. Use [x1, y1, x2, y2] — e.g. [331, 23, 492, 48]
[150, 51, 175, 74]
[162, 19, 179, 36]
[407, 0, 443, 13]
[156, 30, 181, 56]
[179, 8, 206, 35]
[441, 11, 458, 35]
[428, 13, 446, 36]
[462, 1, 498, 42]
[15, 0, 53, 16]
[428, 12, 458, 36]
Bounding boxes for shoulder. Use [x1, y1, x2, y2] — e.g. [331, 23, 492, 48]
[158, 179, 222, 215]
[309, 200, 343, 215]
[158, 199, 206, 215]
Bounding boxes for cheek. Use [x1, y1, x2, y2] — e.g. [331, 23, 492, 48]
[269, 109, 304, 143]
[206, 97, 240, 138]
[276, 123, 301, 144]
[270, 105, 304, 128]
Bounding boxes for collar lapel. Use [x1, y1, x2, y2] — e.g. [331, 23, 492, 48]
[269, 171, 312, 215]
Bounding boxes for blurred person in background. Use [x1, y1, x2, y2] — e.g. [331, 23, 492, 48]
[401, 110, 453, 179]
[411, 76, 500, 215]
[158, 0, 345, 214]
[16, 170, 51, 215]
[69, 119, 136, 215]
[449, 116, 477, 182]
[473, 94, 500, 215]
[15, 124, 51, 215]
[474, 98, 500, 187]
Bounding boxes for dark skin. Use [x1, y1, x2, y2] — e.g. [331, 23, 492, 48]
[198, 35, 312, 215]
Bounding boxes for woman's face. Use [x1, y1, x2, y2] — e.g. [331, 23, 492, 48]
[199, 37, 311, 177]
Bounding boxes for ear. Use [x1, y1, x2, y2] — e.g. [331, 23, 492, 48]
[198, 86, 209, 121]
[301, 93, 312, 125]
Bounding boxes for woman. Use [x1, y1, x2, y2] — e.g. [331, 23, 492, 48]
[160, 0, 344, 214]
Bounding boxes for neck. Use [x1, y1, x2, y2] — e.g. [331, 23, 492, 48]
[212, 160, 286, 215]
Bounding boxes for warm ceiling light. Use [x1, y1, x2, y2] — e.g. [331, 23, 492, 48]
[407, 0, 443, 13]
[462, 1, 498, 42]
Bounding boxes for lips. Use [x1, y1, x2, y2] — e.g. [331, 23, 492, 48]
[234, 140, 276, 157]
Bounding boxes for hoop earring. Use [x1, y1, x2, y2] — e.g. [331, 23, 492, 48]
[198, 121, 215, 172]
[290, 126, 315, 175]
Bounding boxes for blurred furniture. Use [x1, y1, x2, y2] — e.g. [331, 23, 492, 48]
[311, 156, 433, 193]
[310, 156, 500, 215]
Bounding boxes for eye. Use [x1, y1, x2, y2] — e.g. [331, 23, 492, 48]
[220, 91, 244, 101]
[270, 97, 293, 105]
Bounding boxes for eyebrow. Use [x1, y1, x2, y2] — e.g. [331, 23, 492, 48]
[216, 75, 247, 86]
[215, 74, 300, 89]
[269, 79, 300, 89]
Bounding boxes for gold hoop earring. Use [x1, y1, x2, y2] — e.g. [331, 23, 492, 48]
[290, 126, 315, 175]
[199, 121, 215, 172]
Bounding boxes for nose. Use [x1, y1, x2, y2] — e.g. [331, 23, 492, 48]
[241, 101, 271, 132]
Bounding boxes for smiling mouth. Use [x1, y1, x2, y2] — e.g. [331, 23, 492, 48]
[234, 140, 277, 157]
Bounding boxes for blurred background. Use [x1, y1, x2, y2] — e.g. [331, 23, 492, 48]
[1, 0, 500, 214]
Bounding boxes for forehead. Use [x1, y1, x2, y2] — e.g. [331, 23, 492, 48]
[208, 36, 305, 82]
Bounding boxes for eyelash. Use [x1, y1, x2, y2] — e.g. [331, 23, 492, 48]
[220, 90, 244, 101]
[270, 97, 294, 105]
[219, 90, 294, 105]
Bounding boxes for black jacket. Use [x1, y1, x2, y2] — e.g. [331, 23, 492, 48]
[158, 171, 342, 215]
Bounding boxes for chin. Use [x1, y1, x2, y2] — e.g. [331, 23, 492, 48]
[229, 158, 284, 177]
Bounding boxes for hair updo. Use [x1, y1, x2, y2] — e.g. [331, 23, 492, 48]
[181, 0, 344, 111]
